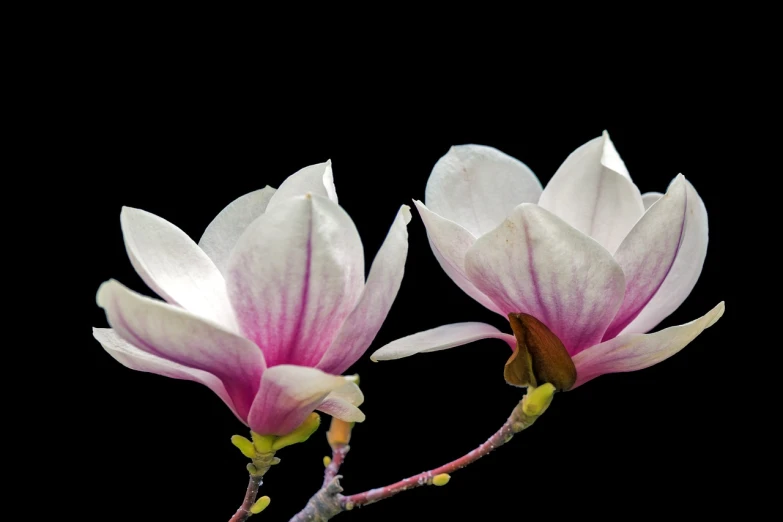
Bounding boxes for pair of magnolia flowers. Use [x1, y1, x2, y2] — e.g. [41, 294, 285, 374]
[93, 132, 724, 438]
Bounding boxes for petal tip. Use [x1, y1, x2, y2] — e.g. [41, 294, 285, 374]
[369, 348, 393, 362]
[706, 301, 725, 328]
[96, 279, 118, 308]
[119, 206, 143, 219]
[401, 204, 412, 224]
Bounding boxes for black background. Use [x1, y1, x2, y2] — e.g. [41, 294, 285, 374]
[65, 51, 733, 521]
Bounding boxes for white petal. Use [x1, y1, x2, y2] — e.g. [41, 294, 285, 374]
[599, 132, 631, 178]
[327, 379, 365, 406]
[415, 200, 503, 314]
[604, 176, 690, 339]
[621, 178, 709, 334]
[642, 192, 663, 210]
[316, 398, 365, 423]
[425, 144, 542, 237]
[198, 186, 277, 275]
[227, 194, 364, 368]
[317, 205, 412, 374]
[465, 204, 626, 356]
[120, 207, 237, 329]
[371, 322, 515, 361]
[538, 132, 645, 253]
[93, 327, 244, 422]
[572, 302, 724, 388]
[317, 380, 366, 422]
[247, 365, 353, 436]
[265, 161, 337, 212]
[96, 280, 265, 419]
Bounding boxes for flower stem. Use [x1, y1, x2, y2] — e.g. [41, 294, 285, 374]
[289, 394, 548, 521]
[323, 444, 349, 488]
[229, 474, 262, 522]
[229, 450, 278, 521]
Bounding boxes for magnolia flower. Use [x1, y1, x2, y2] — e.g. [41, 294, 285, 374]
[372, 133, 723, 389]
[94, 162, 411, 435]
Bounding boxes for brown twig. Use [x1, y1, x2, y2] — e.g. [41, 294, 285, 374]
[229, 474, 263, 522]
[323, 445, 349, 487]
[229, 450, 278, 521]
[289, 394, 548, 521]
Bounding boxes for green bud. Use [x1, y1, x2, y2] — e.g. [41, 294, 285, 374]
[231, 435, 256, 459]
[250, 495, 271, 514]
[522, 383, 556, 416]
[432, 473, 451, 486]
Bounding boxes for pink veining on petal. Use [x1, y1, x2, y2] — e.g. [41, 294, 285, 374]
[93, 327, 247, 424]
[226, 195, 364, 369]
[247, 365, 350, 436]
[465, 204, 626, 356]
[97, 280, 265, 420]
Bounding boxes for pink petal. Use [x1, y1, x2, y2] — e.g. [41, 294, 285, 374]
[198, 186, 277, 275]
[620, 178, 709, 334]
[415, 200, 503, 314]
[603, 175, 689, 340]
[465, 204, 626, 356]
[247, 365, 354, 436]
[96, 280, 265, 420]
[371, 322, 515, 361]
[425, 144, 542, 237]
[226, 194, 364, 368]
[120, 207, 237, 330]
[317, 205, 412, 374]
[571, 302, 725, 388]
[265, 161, 337, 212]
[642, 192, 663, 210]
[538, 132, 645, 254]
[93, 327, 245, 423]
[317, 380, 366, 422]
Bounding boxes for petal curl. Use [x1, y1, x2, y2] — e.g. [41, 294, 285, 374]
[371, 322, 515, 361]
[316, 380, 365, 422]
[572, 302, 725, 388]
[247, 365, 353, 436]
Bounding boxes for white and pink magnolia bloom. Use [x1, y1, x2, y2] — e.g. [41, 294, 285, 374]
[372, 133, 724, 389]
[94, 162, 411, 435]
